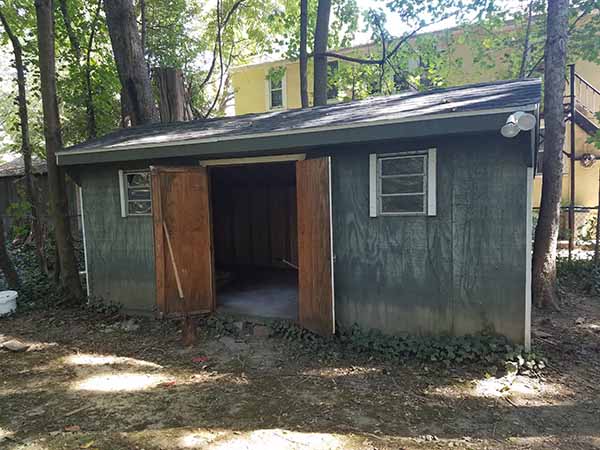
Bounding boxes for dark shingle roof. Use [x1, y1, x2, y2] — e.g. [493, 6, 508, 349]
[64, 78, 541, 155]
[0, 156, 47, 178]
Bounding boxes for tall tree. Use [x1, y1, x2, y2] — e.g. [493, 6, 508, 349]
[0, 7, 46, 274]
[532, 0, 569, 309]
[299, 0, 309, 107]
[313, 0, 331, 105]
[35, 0, 83, 302]
[104, 0, 157, 125]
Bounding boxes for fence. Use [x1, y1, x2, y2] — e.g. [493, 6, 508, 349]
[533, 206, 599, 258]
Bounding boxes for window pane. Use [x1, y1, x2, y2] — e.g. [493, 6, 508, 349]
[128, 187, 151, 201]
[381, 176, 424, 194]
[127, 172, 150, 187]
[271, 89, 283, 108]
[381, 156, 424, 176]
[381, 195, 424, 214]
[128, 200, 152, 215]
[271, 78, 282, 90]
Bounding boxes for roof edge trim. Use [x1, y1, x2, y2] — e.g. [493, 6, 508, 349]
[57, 104, 538, 164]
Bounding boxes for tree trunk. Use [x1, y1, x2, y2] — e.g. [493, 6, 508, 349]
[104, 0, 157, 126]
[532, 0, 568, 310]
[35, 0, 83, 303]
[154, 67, 192, 122]
[299, 0, 309, 108]
[313, 0, 331, 106]
[0, 217, 19, 290]
[0, 8, 47, 274]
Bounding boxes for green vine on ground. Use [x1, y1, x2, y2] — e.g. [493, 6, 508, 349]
[270, 320, 546, 376]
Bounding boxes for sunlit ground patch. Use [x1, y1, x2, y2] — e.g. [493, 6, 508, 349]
[302, 366, 382, 378]
[180, 429, 353, 449]
[73, 372, 171, 392]
[471, 375, 567, 402]
[430, 375, 571, 406]
[0, 427, 14, 440]
[64, 353, 162, 368]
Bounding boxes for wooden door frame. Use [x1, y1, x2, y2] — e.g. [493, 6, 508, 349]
[150, 165, 216, 318]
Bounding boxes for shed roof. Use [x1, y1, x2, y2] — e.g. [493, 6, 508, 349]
[58, 78, 541, 166]
[0, 156, 47, 178]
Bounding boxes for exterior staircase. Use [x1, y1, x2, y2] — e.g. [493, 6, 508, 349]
[567, 71, 600, 136]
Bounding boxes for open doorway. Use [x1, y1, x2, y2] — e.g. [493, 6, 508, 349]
[210, 162, 299, 319]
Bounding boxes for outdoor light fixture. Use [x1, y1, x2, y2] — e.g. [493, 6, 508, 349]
[500, 111, 537, 138]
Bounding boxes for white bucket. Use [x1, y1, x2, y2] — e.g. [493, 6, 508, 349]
[0, 290, 18, 316]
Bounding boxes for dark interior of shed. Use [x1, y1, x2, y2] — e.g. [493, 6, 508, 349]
[210, 162, 298, 319]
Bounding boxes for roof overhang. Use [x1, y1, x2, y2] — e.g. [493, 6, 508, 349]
[56, 105, 538, 166]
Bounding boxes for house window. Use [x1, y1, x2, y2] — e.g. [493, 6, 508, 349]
[327, 61, 339, 101]
[119, 170, 152, 217]
[267, 73, 285, 110]
[369, 149, 437, 217]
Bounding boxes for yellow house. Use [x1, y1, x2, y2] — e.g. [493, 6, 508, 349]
[231, 37, 600, 235]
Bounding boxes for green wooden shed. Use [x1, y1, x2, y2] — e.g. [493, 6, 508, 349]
[58, 78, 541, 348]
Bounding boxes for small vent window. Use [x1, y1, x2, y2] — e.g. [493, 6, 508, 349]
[119, 170, 152, 217]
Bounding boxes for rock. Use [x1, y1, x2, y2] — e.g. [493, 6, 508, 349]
[218, 336, 248, 352]
[120, 318, 140, 332]
[253, 325, 271, 338]
[575, 317, 585, 325]
[1, 339, 30, 352]
[232, 321, 244, 332]
[505, 361, 519, 375]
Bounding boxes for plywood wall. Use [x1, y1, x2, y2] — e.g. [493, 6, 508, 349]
[211, 163, 298, 269]
[331, 133, 529, 343]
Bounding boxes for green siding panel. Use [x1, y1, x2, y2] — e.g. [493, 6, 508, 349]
[331, 133, 528, 343]
[81, 165, 156, 314]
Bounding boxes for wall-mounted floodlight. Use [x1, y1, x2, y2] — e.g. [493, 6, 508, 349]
[500, 111, 537, 138]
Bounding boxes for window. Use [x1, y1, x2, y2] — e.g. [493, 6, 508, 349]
[369, 149, 436, 217]
[327, 61, 339, 101]
[268, 74, 285, 110]
[119, 170, 152, 217]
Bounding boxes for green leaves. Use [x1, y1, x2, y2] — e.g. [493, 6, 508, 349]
[270, 320, 547, 375]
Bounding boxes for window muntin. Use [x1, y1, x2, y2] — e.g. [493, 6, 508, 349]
[269, 77, 284, 109]
[377, 153, 428, 215]
[123, 171, 152, 216]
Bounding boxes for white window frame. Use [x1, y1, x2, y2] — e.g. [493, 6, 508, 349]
[265, 70, 286, 111]
[369, 148, 436, 217]
[118, 169, 152, 217]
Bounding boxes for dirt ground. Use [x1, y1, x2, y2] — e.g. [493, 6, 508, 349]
[1, 294, 599, 450]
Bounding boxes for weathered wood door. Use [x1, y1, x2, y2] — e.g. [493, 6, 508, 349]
[151, 166, 215, 317]
[296, 157, 335, 335]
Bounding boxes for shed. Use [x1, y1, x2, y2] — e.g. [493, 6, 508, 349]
[58, 79, 541, 347]
[0, 156, 80, 233]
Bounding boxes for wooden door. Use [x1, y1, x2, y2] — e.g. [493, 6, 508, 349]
[151, 166, 215, 317]
[296, 157, 335, 335]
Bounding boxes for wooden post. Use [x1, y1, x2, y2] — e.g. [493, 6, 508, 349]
[163, 219, 196, 347]
[595, 168, 600, 263]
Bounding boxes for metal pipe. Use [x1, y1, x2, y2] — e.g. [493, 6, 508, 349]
[569, 64, 576, 260]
